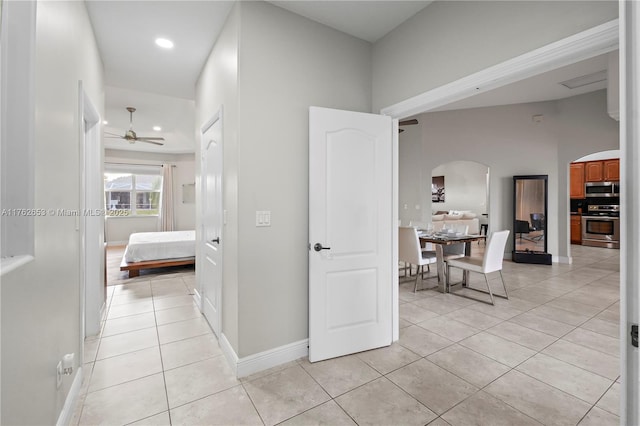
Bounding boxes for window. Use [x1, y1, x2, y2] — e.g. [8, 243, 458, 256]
[104, 169, 163, 217]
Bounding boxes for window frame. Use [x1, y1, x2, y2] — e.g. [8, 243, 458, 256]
[104, 165, 163, 218]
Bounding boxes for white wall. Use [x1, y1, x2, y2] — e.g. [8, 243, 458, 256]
[372, 1, 618, 112]
[234, 1, 372, 358]
[104, 149, 196, 244]
[407, 90, 617, 259]
[398, 123, 423, 225]
[1, 1, 104, 424]
[399, 130, 489, 226]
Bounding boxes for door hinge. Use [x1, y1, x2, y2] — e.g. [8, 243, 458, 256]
[631, 324, 638, 348]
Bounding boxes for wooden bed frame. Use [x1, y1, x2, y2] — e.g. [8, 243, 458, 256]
[120, 256, 195, 278]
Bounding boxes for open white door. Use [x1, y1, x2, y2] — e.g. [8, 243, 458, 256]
[199, 110, 223, 337]
[309, 106, 393, 362]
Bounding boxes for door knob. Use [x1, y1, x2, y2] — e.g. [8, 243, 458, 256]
[313, 243, 331, 252]
[211, 237, 220, 244]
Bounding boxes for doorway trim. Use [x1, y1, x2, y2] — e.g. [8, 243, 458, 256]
[619, 2, 639, 423]
[68, 82, 102, 426]
[78, 82, 104, 342]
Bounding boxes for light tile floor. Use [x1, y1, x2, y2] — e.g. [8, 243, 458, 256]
[73, 244, 620, 425]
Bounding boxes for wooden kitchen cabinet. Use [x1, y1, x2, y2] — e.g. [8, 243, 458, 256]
[570, 215, 582, 244]
[584, 159, 620, 182]
[603, 159, 620, 181]
[570, 163, 585, 199]
[585, 161, 604, 182]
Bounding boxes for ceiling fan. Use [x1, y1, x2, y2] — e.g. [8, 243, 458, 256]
[105, 107, 165, 145]
[399, 118, 419, 133]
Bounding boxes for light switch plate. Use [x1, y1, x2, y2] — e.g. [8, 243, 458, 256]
[256, 210, 271, 227]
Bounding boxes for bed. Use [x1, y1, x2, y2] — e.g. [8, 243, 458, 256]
[120, 230, 196, 278]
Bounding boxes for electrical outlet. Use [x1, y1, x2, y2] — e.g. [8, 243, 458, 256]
[56, 361, 63, 389]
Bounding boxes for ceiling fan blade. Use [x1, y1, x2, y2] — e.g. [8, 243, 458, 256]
[105, 136, 125, 139]
[137, 139, 164, 146]
[399, 119, 419, 126]
[135, 136, 165, 141]
[104, 131, 124, 137]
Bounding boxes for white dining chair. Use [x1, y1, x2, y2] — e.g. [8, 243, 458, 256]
[445, 230, 510, 305]
[399, 226, 437, 292]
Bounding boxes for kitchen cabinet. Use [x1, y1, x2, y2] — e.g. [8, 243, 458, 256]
[584, 159, 620, 182]
[570, 215, 582, 244]
[570, 163, 585, 199]
[604, 159, 620, 181]
[585, 161, 604, 182]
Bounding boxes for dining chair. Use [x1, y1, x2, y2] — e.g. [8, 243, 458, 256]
[445, 229, 510, 305]
[409, 220, 436, 254]
[399, 226, 437, 292]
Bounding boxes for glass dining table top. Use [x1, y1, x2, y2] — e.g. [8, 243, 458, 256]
[418, 233, 485, 244]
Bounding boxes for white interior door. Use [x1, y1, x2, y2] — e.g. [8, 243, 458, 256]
[200, 111, 223, 337]
[309, 106, 393, 362]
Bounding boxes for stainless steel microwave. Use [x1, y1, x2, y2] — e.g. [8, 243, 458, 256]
[585, 181, 619, 197]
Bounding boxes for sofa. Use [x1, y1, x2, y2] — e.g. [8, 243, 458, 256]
[431, 211, 480, 235]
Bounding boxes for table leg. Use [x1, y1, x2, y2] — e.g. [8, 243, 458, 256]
[462, 242, 471, 286]
[435, 244, 446, 292]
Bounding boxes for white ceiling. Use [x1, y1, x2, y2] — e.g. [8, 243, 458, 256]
[267, 1, 433, 43]
[85, 1, 234, 100]
[103, 86, 195, 154]
[86, 0, 610, 154]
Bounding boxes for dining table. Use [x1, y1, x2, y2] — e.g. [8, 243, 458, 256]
[418, 232, 486, 292]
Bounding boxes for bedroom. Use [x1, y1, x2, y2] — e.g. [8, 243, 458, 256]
[104, 142, 197, 280]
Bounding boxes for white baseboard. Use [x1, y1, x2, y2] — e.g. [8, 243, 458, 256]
[219, 333, 239, 377]
[106, 240, 128, 247]
[555, 255, 572, 264]
[56, 366, 83, 426]
[237, 339, 309, 378]
[218, 335, 309, 379]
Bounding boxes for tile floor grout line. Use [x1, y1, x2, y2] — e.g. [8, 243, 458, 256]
[513, 366, 615, 408]
[151, 290, 173, 426]
[588, 380, 619, 417]
[239, 381, 268, 425]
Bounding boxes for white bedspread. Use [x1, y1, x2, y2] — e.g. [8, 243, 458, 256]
[124, 230, 196, 263]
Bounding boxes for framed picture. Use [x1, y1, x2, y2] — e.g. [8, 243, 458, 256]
[432, 176, 445, 202]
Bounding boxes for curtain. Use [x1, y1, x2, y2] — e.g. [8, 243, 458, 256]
[160, 164, 175, 231]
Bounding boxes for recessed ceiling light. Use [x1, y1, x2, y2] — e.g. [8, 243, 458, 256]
[102, 120, 108, 125]
[153, 126, 162, 131]
[559, 70, 607, 89]
[155, 38, 174, 49]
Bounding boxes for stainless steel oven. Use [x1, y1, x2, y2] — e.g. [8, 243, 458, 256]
[585, 181, 619, 198]
[582, 205, 620, 249]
